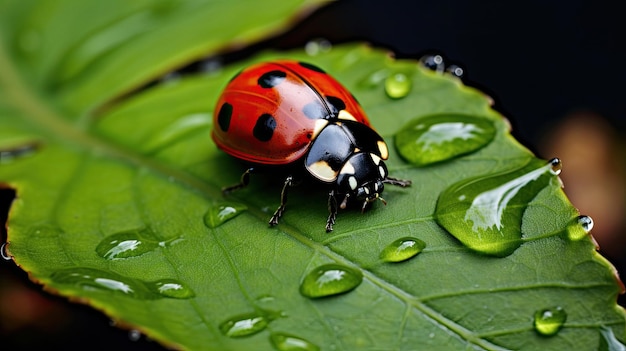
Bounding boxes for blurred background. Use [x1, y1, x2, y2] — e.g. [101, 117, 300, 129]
[2, 0, 625, 349]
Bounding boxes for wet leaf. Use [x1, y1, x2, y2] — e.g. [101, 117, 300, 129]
[1, 1, 625, 350]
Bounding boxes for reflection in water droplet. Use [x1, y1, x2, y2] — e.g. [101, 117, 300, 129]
[384, 73, 412, 99]
[204, 202, 247, 228]
[270, 333, 320, 351]
[51, 267, 194, 300]
[305, 38, 332, 56]
[1, 242, 11, 261]
[395, 114, 496, 166]
[420, 54, 445, 73]
[446, 64, 464, 78]
[220, 312, 269, 337]
[128, 329, 142, 341]
[380, 237, 426, 263]
[567, 215, 595, 241]
[299, 264, 363, 298]
[435, 158, 562, 256]
[599, 326, 626, 350]
[96, 229, 162, 260]
[533, 306, 566, 336]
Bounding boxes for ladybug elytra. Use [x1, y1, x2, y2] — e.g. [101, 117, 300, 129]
[212, 60, 411, 231]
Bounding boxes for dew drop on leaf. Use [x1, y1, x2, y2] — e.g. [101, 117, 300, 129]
[578, 215, 594, 233]
[445, 64, 464, 78]
[299, 264, 363, 298]
[219, 312, 269, 337]
[384, 72, 412, 99]
[380, 237, 426, 263]
[128, 329, 142, 341]
[599, 326, 626, 350]
[566, 215, 595, 241]
[533, 306, 567, 336]
[420, 54, 445, 73]
[270, 333, 320, 351]
[149, 279, 195, 299]
[435, 158, 562, 256]
[305, 38, 332, 56]
[204, 202, 247, 228]
[1, 242, 11, 261]
[96, 229, 161, 260]
[394, 114, 496, 166]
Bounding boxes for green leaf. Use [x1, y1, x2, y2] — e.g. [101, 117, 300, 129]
[1, 1, 625, 350]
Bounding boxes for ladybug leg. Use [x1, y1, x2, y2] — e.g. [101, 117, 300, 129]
[222, 167, 254, 194]
[383, 177, 412, 187]
[269, 175, 293, 226]
[326, 190, 338, 232]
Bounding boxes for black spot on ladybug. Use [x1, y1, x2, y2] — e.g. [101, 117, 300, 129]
[302, 101, 326, 120]
[298, 62, 325, 73]
[326, 96, 346, 114]
[258, 70, 286, 88]
[217, 102, 233, 132]
[253, 113, 277, 141]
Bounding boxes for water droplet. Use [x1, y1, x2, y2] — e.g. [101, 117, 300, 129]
[299, 264, 363, 298]
[435, 158, 562, 256]
[128, 329, 142, 341]
[51, 268, 194, 300]
[219, 312, 269, 337]
[204, 202, 247, 228]
[578, 215, 594, 232]
[149, 279, 195, 299]
[549, 157, 562, 175]
[1, 242, 11, 261]
[533, 306, 566, 336]
[599, 326, 626, 350]
[96, 229, 161, 260]
[0, 142, 40, 164]
[143, 113, 212, 154]
[384, 72, 412, 99]
[305, 38, 332, 56]
[270, 333, 320, 351]
[567, 215, 594, 241]
[380, 237, 426, 263]
[446, 64, 464, 78]
[420, 54, 445, 73]
[199, 58, 222, 75]
[395, 114, 496, 166]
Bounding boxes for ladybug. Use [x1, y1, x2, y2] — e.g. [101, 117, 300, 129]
[212, 60, 411, 231]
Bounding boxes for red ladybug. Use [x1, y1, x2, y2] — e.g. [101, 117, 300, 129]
[212, 60, 411, 231]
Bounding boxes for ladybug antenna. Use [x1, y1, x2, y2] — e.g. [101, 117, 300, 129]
[340, 194, 350, 210]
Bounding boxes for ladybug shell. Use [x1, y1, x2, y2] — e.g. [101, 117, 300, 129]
[212, 60, 371, 165]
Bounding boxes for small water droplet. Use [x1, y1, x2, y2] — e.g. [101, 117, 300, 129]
[599, 326, 626, 350]
[1, 242, 11, 261]
[199, 58, 222, 75]
[578, 215, 594, 233]
[305, 38, 332, 56]
[51, 268, 194, 300]
[204, 202, 247, 228]
[435, 158, 561, 256]
[96, 229, 161, 260]
[395, 114, 496, 166]
[384, 72, 412, 99]
[567, 215, 594, 241]
[549, 157, 562, 175]
[380, 237, 426, 263]
[128, 329, 142, 341]
[0, 142, 40, 164]
[420, 54, 445, 73]
[446, 64, 464, 78]
[270, 333, 320, 351]
[150, 279, 195, 299]
[299, 264, 363, 298]
[533, 306, 566, 336]
[219, 312, 269, 337]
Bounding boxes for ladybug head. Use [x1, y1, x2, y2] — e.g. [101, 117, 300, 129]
[336, 152, 389, 212]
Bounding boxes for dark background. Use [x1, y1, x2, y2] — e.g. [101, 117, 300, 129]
[2, 1, 625, 349]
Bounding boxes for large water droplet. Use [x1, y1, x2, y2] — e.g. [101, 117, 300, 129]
[1, 242, 11, 261]
[533, 306, 566, 336]
[51, 268, 194, 300]
[446, 64, 464, 78]
[395, 114, 496, 166]
[219, 312, 269, 337]
[435, 158, 562, 256]
[299, 264, 363, 298]
[567, 215, 595, 241]
[96, 229, 162, 260]
[270, 333, 320, 351]
[599, 326, 626, 350]
[380, 237, 426, 263]
[204, 202, 247, 228]
[305, 38, 332, 56]
[384, 72, 412, 99]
